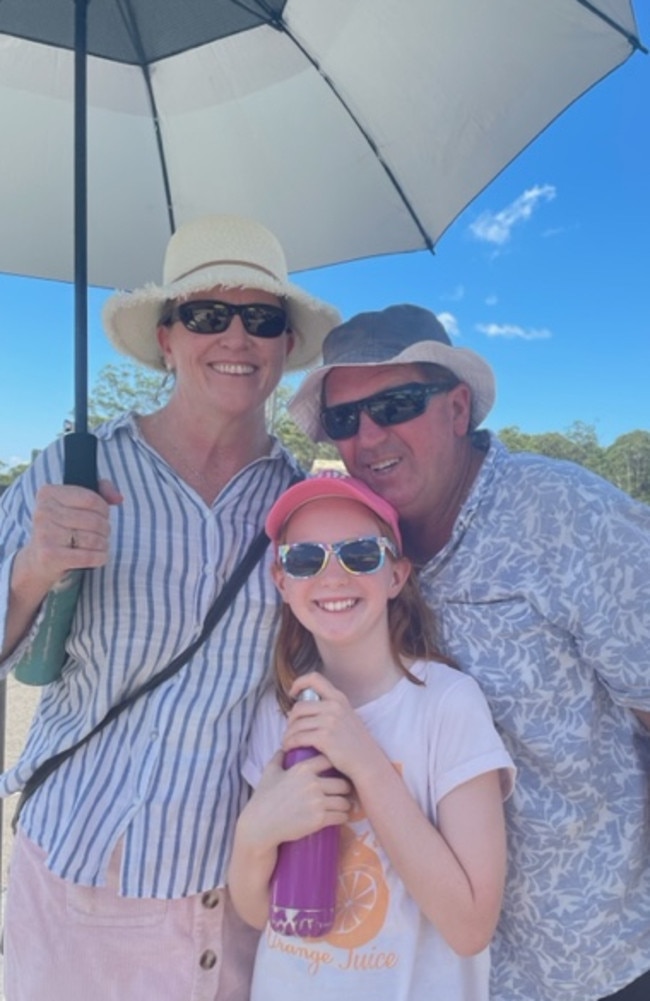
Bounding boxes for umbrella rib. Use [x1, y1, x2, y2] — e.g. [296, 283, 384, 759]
[115, 0, 177, 236]
[253, 3, 436, 253]
[574, 0, 648, 53]
[229, 0, 277, 22]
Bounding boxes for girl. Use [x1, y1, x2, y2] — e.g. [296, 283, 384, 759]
[229, 473, 514, 1001]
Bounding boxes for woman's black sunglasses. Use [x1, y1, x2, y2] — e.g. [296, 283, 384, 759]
[278, 536, 398, 579]
[320, 380, 459, 441]
[161, 299, 288, 338]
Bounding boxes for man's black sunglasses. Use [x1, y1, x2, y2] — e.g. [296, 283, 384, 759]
[161, 299, 288, 338]
[320, 380, 459, 441]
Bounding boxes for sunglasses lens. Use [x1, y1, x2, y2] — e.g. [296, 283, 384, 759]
[367, 387, 427, 427]
[337, 538, 383, 573]
[241, 305, 287, 338]
[280, 543, 327, 578]
[321, 403, 360, 441]
[178, 302, 230, 334]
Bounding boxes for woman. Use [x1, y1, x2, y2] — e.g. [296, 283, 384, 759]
[0, 213, 340, 1001]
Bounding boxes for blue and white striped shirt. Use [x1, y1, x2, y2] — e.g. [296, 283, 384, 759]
[0, 413, 302, 898]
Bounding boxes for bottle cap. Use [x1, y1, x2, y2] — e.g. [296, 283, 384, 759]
[297, 687, 321, 702]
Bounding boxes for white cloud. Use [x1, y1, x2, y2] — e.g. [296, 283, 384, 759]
[437, 311, 460, 337]
[442, 284, 465, 302]
[475, 323, 552, 341]
[469, 184, 556, 245]
[485, 294, 498, 306]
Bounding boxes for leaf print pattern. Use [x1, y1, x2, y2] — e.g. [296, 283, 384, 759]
[418, 433, 650, 1001]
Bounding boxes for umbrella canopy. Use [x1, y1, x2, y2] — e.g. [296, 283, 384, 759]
[0, 0, 644, 291]
[0, 0, 645, 687]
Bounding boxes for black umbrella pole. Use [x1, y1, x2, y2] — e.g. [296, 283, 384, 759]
[69, 0, 98, 487]
[74, 0, 89, 437]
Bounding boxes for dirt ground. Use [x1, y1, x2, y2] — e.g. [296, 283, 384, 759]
[0, 681, 47, 996]
[0, 677, 40, 890]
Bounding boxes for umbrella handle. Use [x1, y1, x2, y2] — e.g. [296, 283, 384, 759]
[64, 431, 98, 491]
[13, 432, 98, 686]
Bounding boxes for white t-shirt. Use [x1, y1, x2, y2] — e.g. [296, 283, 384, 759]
[242, 659, 515, 1001]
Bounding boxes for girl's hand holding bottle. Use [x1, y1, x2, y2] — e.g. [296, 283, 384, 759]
[245, 746, 351, 850]
[283, 672, 387, 784]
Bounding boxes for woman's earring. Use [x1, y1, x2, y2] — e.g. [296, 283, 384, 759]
[161, 359, 175, 395]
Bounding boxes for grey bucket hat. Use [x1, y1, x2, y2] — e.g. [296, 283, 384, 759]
[289, 304, 496, 441]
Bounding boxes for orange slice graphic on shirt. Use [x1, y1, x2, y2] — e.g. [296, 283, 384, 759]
[320, 825, 389, 949]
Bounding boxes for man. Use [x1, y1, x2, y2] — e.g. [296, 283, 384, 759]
[289, 304, 650, 1001]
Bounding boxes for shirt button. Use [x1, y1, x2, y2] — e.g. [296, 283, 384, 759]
[199, 949, 218, 970]
[201, 890, 220, 909]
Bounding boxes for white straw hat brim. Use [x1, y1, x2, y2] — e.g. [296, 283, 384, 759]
[103, 262, 341, 373]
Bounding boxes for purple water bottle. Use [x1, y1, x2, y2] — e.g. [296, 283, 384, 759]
[269, 688, 340, 938]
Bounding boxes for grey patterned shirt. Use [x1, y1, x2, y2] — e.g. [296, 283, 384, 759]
[418, 432, 650, 1001]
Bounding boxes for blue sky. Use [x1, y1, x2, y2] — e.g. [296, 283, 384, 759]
[2, 8, 649, 467]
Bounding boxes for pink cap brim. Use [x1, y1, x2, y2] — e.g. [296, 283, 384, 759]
[265, 473, 402, 550]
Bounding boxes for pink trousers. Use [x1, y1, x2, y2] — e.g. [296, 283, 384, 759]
[3, 828, 260, 1001]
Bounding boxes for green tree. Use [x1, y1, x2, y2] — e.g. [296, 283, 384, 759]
[562, 421, 605, 476]
[0, 458, 29, 487]
[498, 422, 605, 473]
[602, 431, 650, 504]
[497, 423, 648, 504]
[496, 426, 535, 454]
[87, 363, 171, 426]
[268, 384, 340, 471]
